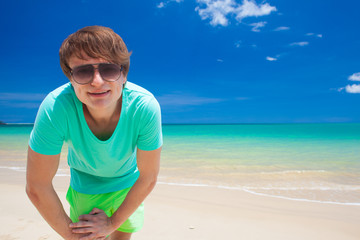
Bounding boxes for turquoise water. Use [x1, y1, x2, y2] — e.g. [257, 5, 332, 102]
[1, 123, 360, 204]
[162, 123, 360, 169]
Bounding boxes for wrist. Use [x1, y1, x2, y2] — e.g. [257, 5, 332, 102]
[63, 234, 76, 240]
[109, 214, 123, 231]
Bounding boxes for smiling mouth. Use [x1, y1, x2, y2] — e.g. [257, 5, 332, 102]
[89, 90, 110, 96]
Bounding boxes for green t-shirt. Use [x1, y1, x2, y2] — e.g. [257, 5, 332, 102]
[29, 82, 163, 194]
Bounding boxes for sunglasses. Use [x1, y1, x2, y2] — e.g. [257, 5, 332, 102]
[70, 63, 123, 85]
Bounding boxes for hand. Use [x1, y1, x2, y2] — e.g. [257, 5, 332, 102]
[69, 208, 117, 240]
[65, 233, 93, 240]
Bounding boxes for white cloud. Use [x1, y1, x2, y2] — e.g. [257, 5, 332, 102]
[157, 2, 165, 8]
[266, 56, 277, 61]
[289, 41, 309, 47]
[195, 0, 276, 27]
[157, 94, 225, 106]
[274, 26, 290, 31]
[157, 0, 183, 9]
[249, 21, 266, 32]
[0, 93, 46, 109]
[0, 102, 41, 109]
[234, 40, 257, 48]
[0, 93, 46, 101]
[338, 72, 360, 94]
[306, 33, 323, 38]
[234, 0, 277, 20]
[345, 84, 360, 93]
[195, 0, 235, 26]
[348, 72, 360, 81]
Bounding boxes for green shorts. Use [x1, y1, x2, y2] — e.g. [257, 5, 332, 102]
[66, 186, 144, 233]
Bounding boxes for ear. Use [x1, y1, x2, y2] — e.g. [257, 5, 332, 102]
[121, 73, 127, 88]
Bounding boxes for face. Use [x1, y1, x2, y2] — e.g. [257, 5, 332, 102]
[68, 55, 126, 113]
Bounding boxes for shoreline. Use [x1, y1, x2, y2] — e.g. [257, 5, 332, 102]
[1, 166, 359, 206]
[157, 181, 360, 206]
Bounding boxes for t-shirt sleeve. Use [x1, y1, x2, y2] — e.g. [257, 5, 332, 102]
[137, 97, 163, 151]
[29, 93, 65, 155]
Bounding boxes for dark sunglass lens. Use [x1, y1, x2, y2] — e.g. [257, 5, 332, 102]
[99, 64, 121, 81]
[72, 65, 94, 83]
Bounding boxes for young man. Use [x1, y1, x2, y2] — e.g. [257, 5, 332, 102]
[26, 26, 162, 240]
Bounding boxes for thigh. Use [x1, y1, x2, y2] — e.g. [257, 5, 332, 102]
[66, 186, 113, 222]
[109, 231, 132, 240]
[114, 202, 144, 233]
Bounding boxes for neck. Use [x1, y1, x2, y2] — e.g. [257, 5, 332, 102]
[83, 98, 122, 126]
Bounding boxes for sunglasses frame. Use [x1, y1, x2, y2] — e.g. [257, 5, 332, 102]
[70, 63, 123, 85]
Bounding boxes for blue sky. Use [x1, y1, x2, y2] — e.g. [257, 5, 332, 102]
[1, 0, 359, 124]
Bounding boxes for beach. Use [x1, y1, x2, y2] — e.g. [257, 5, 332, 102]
[1, 123, 360, 239]
[1, 174, 359, 240]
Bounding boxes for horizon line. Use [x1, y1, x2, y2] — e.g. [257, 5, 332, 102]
[1, 122, 360, 126]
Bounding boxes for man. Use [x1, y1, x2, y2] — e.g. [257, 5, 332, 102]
[26, 26, 162, 240]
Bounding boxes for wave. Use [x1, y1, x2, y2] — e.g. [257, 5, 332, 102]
[241, 188, 360, 206]
[0, 166, 26, 171]
[157, 181, 360, 206]
[259, 170, 327, 174]
[0, 166, 69, 176]
[2, 165, 359, 206]
[243, 186, 360, 190]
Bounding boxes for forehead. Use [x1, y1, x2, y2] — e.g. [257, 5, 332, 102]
[68, 54, 108, 68]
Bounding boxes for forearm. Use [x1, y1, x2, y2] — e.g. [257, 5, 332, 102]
[110, 147, 161, 230]
[110, 175, 157, 228]
[26, 184, 73, 239]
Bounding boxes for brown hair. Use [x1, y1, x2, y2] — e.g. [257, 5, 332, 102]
[59, 26, 131, 79]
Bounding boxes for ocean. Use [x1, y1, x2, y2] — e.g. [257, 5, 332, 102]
[1, 123, 359, 205]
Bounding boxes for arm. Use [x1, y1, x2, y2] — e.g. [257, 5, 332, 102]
[26, 146, 80, 240]
[70, 147, 161, 239]
[111, 147, 161, 225]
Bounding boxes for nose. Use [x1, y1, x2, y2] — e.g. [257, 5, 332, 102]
[90, 68, 105, 86]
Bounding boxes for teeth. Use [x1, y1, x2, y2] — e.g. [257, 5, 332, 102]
[92, 91, 108, 94]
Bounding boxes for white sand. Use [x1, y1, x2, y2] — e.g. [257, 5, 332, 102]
[1, 173, 359, 240]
